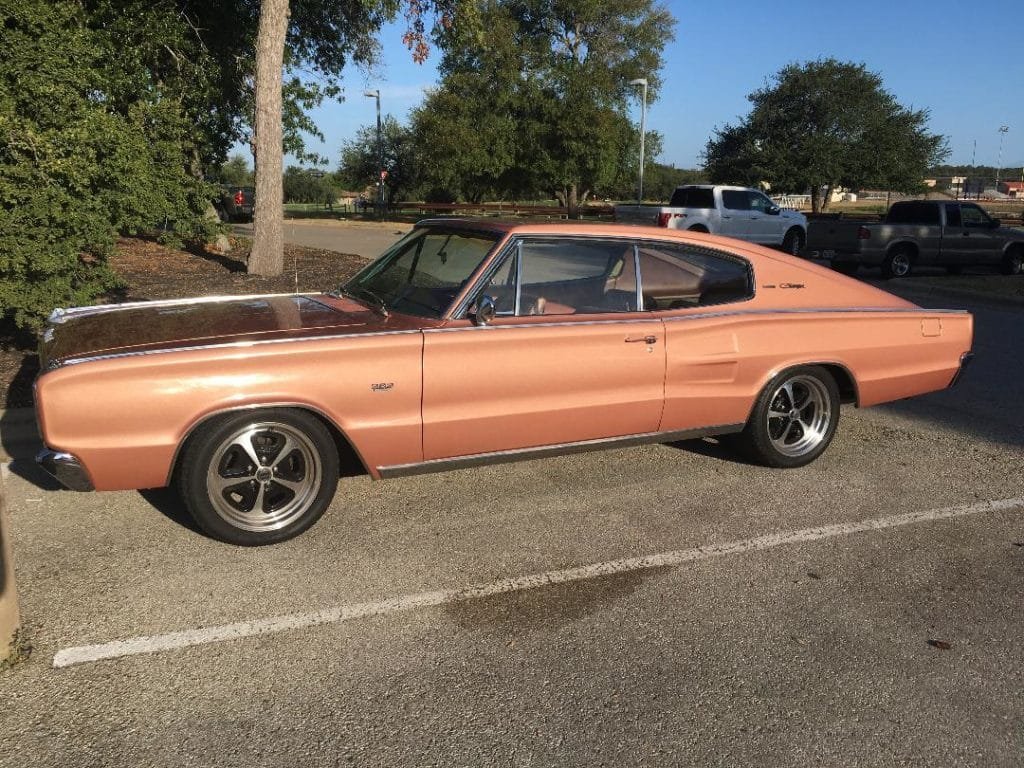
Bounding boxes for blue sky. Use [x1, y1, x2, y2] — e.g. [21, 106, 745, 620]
[283, 0, 1024, 172]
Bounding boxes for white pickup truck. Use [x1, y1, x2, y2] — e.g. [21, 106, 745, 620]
[614, 185, 809, 256]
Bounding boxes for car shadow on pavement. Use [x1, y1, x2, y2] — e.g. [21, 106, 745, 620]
[138, 488, 204, 535]
[4, 460, 63, 492]
[663, 436, 759, 465]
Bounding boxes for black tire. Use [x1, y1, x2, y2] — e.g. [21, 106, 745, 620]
[687, 225, 709, 233]
[735, 366, 841, 469]
[781, 227, 806, 257]
[177, 409, 340, 545]
[1001, 248, 1023, 276]
[831, 261, 859, 276]
[881, 246, 914, 279]
[946, 265, 963, 276]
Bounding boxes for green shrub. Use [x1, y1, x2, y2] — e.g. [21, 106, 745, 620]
[0, 2, 217, 332]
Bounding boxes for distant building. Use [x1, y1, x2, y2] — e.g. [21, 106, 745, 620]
[998, 181, 1024, 198]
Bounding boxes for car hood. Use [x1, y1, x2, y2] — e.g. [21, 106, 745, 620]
[40, 293, 408, 368]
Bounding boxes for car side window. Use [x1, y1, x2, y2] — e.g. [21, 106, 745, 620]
[944, 204, 962, 227]
[961, 205, 990, 227]
[748, 192, 774, 213]
[481, 239, 638, 316]
[722, 190, 750, 211]
[636, 243, 753, 310]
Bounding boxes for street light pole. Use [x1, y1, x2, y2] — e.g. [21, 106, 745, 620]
[996, 125, 1009, 190]
[629, 78, 648, 204]
[364, 89, 384, 217]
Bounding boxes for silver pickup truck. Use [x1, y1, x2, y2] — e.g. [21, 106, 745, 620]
[807, 200, 1024, 278]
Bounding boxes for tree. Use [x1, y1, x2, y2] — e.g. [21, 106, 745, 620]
[411, 0, 675, 212]
[339, 117, 421, 204]
[1, 1, 219, 332]
[283, 167, 339, 203]
[704, 59, 949, 213]
[249, 0, 291, 277]
[218, 155, 254, 186]
[249, 0, 477, 275]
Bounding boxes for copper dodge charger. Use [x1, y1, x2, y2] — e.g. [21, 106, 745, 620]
[35, 220, 974, 545]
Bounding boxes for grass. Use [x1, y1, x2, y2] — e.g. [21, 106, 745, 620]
[1, 629, 33, 672]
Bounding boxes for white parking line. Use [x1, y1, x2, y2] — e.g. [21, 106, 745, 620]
[53, 497, 1023, 668]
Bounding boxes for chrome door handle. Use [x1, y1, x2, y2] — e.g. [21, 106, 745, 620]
[625, 335, 658, 344]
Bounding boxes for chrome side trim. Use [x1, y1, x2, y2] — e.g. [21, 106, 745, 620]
[47, 293, 319, 324]
[421, 306, 970, 335]
[46, 306, 970, 370]
[49, 328, 424, 369]
[377, 423, 745, 479]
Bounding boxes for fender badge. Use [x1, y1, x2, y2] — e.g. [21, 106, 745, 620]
[371, 382, 394, 392]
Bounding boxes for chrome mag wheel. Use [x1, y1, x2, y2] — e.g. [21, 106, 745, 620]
[205, 421, 323, 533]
[765, 374, 833, 458]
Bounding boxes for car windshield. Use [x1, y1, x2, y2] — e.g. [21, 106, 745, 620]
[342, 227, 501, 318]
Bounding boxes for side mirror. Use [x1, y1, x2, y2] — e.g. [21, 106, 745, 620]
[989, 218, 1001, 228]
[470, 294, 496, 326]
[767, 205, 781, 215]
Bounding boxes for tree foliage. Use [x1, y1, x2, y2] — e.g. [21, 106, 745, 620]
[283, 167, 341, 203]
[338, 117, 421, 204]
[704, 59, 949, 212]
[410, 0, 674, 210]
[0, 1, 219, 331]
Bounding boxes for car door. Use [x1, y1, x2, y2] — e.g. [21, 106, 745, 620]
[421, 238, 665, 460]
[746, 190, 784, 244]
[958, 203, 1004, 266]
[719, 189, 754, 239]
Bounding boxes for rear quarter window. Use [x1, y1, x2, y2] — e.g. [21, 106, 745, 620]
[638, 242, 753, 310]
[669, 187, 714, 209]
[886, 202, 940, 225]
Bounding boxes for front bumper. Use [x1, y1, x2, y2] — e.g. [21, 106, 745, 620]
[36, 449, 94, 491]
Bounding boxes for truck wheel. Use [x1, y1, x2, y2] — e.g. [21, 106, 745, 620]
[781, 227, 805, 257]
[946, 265, 963, 275]
[734, 366, 840, 468]
[882, 247, 914, 279]
[687, 225, 709, 233]
[177, 409, 340, 546]
[1001, 248, 1023, 276]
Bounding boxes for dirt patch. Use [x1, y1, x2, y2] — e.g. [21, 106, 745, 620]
[0, 236, 369, 408]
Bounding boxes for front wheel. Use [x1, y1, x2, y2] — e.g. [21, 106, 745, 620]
[735, 366, 840, 468]
[781, 227, 806, 257]
[177, 409, 340, 545]
[1002, 248, 1023, 276]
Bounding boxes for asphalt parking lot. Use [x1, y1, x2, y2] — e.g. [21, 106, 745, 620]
[2, 281, 1022, 767]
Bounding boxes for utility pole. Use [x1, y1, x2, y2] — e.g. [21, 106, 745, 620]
[629, 78, 648, 204]
[996, 126, 1009, 190]
[364, 89, 384, 218]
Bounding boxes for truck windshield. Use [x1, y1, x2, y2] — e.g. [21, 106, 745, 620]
[343, 227, 501, 318]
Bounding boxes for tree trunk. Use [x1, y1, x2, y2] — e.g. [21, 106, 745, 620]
[248, 0, 290, 276]
[810, 185, 822, 214]
[820, 182, 834, 213]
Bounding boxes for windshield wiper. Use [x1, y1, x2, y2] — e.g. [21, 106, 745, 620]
[335, 285, 390, 318]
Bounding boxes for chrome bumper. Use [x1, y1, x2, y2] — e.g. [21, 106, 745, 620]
[948, 352, 975, 388]
[36, 449, 94, 491]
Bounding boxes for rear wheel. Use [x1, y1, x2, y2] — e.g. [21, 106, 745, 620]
[946, 265, 964, 275]
[1002, 248, 1023, 276]
[781, 227, 805, 257]
[177, 409, 340, 545]
[882, 246, 914, 279]
[735, 366, 840, 468]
